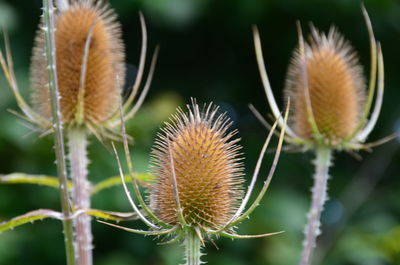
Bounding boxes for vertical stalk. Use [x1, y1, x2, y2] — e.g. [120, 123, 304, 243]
[68, 128, 92, 265]
[42, 0, 76, 264]
[299, 147, 332, 265]
[184, 229, 202, 265]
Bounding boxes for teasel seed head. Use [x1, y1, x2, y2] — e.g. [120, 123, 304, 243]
[253, 6, 387, 151]
[149, 101, 244, 228]
[101, 99, 287, 257]
[1, 0, 157, 139]
[30, 0, 125, 126]
[284, 27, 366, 145]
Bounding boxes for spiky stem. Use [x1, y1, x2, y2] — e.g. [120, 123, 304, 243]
[42, 0, 76, 264]
[68, 128, 92, 265]
[184, 228, 203, 265]
[299, 147, 332, 265]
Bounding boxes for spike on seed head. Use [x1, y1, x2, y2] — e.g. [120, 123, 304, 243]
[284, 26, 366, 144]
[30, 0, 125, 126]
[149, 100, 244, 228]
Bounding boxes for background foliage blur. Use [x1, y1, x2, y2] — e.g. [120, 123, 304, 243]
[0, 0, 399, 264]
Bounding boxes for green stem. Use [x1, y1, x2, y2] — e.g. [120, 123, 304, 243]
[184, 228, 203, 265]
[68, 128, 92, 265]
[299, 147, 332, 265]
[42, 0, 76, 264]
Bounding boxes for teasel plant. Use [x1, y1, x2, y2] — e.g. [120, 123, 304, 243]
[251, 5, 394, 265]
[98, 98, 289, 265]
[0, 0, 158, 264]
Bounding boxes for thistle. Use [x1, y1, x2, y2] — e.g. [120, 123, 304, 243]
[0, 1, 157, 265]
[252, 5, 388, 265]
[102, 99, 289, 265]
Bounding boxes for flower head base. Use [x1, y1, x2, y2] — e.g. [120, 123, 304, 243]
[150, 101, 244, 227]
[253, 6, 385, 151]
[0, 0, 158, 139]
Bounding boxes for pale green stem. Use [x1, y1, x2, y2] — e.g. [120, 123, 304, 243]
[185, 229, 203, 265]
[68, 128, 92, 265]
[299, 147, 332, 265]
[42, 0, 75, 264]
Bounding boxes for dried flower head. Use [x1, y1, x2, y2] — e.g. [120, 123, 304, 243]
[0, 0, 157, 139]
[253, 6, 385, 150]
[102, 99, 288, 264]
[149, 101, 244, 227]
[31, 0, 125, 125]
[284, 27, 365, 144]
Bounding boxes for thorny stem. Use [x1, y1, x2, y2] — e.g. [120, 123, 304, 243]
[299, 147, 332, 265]
[68, 128, 92, 265]
[42, 0, 76, 264]
[185, 228, 203, 265]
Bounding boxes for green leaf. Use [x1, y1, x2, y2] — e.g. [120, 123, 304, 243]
[0, 172, 155, 195]
[0, 208, 138, 234]
[134, 173, 156, 184]
[0, 173, 72, 189]
[84, 209, 138, 222]
[91, 173, 155, 195]
[0, 209, 63, 233]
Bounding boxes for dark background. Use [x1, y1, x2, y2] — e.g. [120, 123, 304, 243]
[0, 0, 399, 264]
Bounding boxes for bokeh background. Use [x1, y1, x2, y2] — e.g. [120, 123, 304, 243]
[0, 0, 399, 264]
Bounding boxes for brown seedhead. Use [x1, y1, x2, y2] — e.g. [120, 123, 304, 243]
[30, 0, 125, 125]
[149, 101, 244, 227]
[284, 27, 365, 144]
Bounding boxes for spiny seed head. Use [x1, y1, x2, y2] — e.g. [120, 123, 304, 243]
[30, 0, 125, 126]
[284, 27, 366, 145]
[149, 101, 244, 228]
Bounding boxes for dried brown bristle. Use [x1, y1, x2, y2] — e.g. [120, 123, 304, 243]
[30, 0, 125, 125]
[284, 27, 366, 143]
[150, 101, 244, 228]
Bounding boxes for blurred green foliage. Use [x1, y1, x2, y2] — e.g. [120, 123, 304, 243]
[0, 0, 399, 264]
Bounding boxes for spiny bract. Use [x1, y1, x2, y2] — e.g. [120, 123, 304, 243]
[150, 102, 244, 228]
[284, 27, 366, 144]
[30, 0, 125, 125]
